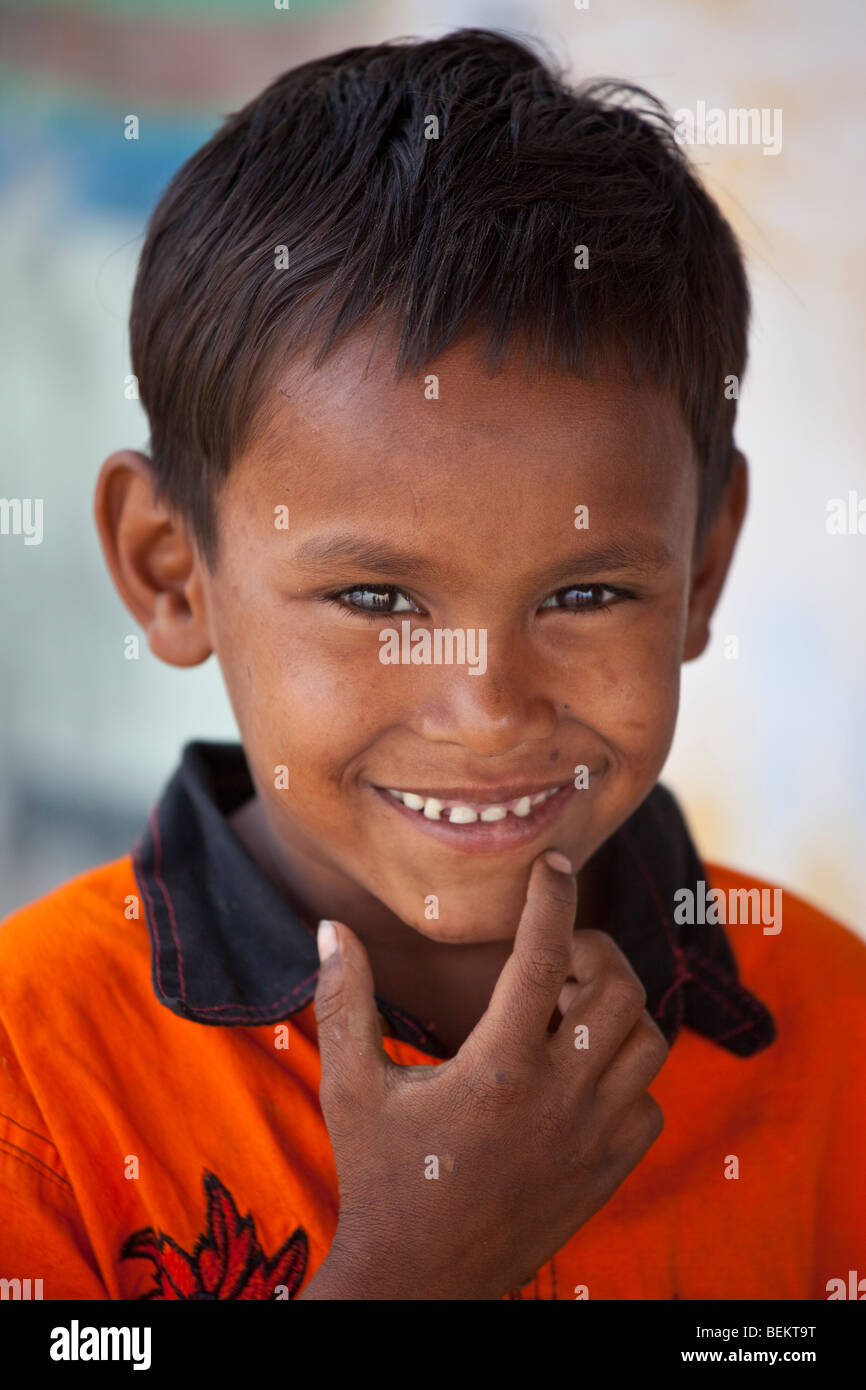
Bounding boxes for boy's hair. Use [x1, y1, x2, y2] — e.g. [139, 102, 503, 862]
[130, 27, 750, 565]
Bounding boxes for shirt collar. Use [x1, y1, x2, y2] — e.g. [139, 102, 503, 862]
[132, 740, 776, 1060]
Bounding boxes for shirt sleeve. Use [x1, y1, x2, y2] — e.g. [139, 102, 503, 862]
[0, 1021, 109, 1299]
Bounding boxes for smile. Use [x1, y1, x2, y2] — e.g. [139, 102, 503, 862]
[370, 780, 582, 854]
[383, 785, 564, 823]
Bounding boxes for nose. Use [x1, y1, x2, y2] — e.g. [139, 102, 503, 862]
[415, 637, 559, 758]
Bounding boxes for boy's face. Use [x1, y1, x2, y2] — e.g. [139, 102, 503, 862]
[102, 329, 744, 944]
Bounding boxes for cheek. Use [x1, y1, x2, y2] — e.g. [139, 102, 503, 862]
[565, 619, 681, 730]
[213, 599, 397, 784]
[598, 656, 680, 745]
[553, 608, 684, 793]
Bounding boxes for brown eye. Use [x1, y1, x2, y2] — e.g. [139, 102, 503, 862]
[329, 586, 421, 614]
[540, 584, 620, 611]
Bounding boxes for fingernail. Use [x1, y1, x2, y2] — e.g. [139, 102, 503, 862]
[317, 919, 339, 961]
[544, 850, 573, 874]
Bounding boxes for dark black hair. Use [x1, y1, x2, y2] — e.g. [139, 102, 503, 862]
[130, 27, 750, 563]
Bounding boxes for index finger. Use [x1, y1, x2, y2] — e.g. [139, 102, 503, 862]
[466, 850, 577, 1058]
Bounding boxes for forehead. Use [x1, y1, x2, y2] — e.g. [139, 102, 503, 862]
[234, 328, 697, 554]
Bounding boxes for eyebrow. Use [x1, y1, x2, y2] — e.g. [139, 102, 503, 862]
[288, 531, 677, 584]
[545, 537, 678, 579]
[290, 534, 452, 585]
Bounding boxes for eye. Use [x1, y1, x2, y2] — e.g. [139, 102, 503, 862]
[539, 584, 631, 614]
[325, 585, 425, 618]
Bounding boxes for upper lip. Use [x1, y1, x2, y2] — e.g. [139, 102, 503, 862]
[371, 780, 570, 802]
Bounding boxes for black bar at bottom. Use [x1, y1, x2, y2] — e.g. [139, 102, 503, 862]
[0, 1296, 859, 1376]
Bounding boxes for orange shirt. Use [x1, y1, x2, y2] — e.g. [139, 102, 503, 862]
[1, 743, 864, 1300]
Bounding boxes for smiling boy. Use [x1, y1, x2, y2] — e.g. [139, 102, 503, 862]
[1, 29, 864, 1301]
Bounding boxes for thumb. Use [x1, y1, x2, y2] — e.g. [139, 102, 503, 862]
[314, 919, 388, 1096]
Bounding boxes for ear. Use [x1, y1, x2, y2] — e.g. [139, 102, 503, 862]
[682, 449, 748, 662]
[93, 449, 213, 667]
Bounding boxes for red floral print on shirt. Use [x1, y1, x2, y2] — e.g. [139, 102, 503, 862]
[120, 1170, 309, 1299]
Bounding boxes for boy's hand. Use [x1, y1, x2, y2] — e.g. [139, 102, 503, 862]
[301, 850, 668, 1301]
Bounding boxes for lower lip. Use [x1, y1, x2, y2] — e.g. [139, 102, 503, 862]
[370, 783, 579, 855]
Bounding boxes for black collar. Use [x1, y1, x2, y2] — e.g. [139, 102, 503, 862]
[132, 741, 775, 1060]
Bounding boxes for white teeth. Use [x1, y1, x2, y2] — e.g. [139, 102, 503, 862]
[385, 785, 563, 823]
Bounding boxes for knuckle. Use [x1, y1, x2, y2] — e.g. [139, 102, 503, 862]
[577, 928, 614, 949]
[605, 974, 647, 1018]
[605, 1092, 665, 1166]
[636, 1018, 670, 1070]
[312, 979, 345, 1028]
[573, 928, 618, 969]
[639, 1092, 665, 1138]
[317, 1052, 355, 1110]
[564, 1133, 604, 1183]
[521, 943, 571, 990]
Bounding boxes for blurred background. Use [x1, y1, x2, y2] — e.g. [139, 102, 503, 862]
[1, 0, 864, 931]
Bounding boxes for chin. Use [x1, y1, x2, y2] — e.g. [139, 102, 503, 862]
[395, 881, 530, 944]
[407, 918, 516, 945]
